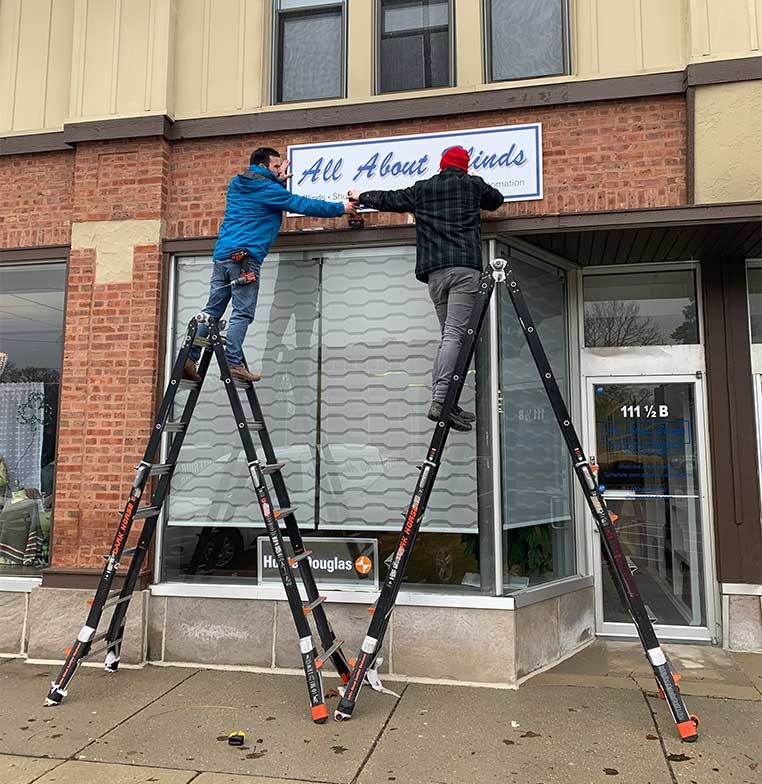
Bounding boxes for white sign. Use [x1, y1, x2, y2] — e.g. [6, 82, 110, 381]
[287, 124, 543, 207]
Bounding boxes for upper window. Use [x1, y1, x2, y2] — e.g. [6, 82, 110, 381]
[486, 0, 568, 83]
[0, 262, 66, 574]
[378, 0, 452, 94]
[274, 0, 345, 104]
[583, 270, 699, 348]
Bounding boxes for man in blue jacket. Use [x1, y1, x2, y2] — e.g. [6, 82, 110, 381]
[185, 147, 356, 383]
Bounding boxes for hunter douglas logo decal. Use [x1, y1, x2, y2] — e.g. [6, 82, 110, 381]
[287, 123, 543, 213]
[258, 537, 378, 590]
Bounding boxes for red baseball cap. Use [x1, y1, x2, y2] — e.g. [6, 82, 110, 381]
[440, 146, 470, 172]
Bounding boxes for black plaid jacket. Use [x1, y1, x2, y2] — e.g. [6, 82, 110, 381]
[360, 167, 504, 282]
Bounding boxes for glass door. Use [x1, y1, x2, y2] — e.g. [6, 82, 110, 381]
[587, 377, 714, 640]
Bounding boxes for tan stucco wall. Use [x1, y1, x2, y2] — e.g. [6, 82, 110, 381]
[693, 81, 762, 203]
[71, 219, 163, 284]
[1, 0, 762, 135]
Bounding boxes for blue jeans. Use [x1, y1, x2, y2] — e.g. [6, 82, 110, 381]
[189, 259, 262, 366]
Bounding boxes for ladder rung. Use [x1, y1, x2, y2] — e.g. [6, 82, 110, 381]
[86, 637, 123, 662]
[288, 550, 312, 566]
[149, 463, 173, 476]
[246, 419, 263, 431]
[178, 379, 200, 390]
[91, 631, 110, 645]
[193, 335, 226, 348]
[316, 639, 344, 668]
[274, 507, 296, 519]
[164, 422, 187, 433]
[102, 594, 132, 610]
[303, 596, 326, 615]
[122, 547, 138, 557]
[233, 378, 252, 388]
[261, 462, 285, 475]
[133, 506, 161, 519]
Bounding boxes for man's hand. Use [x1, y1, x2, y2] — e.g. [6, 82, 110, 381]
[278, 159, 293, 182]
[343, 200, 358, 215]
[347, 189, 362, 204]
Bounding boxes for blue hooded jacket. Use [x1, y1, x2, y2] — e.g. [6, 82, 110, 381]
[213, 164, 345, 262]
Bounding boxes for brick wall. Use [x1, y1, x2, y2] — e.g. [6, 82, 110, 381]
[0, 94, 687, 570]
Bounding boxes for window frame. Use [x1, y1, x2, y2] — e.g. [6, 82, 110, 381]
[0, 253, 68, 580]
[272, 0, 348, 105]
[483, 0, 571, 85]
[374, 0, 456, 96]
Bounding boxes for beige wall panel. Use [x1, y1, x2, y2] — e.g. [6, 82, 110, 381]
[13, 0, 51, 130]
[640, 0, 685, 69]
[79, 0, 118, 117]
[173, 0, 205, 117]
[595, 0, 640, 74]
[206, 0, 244, 113]
[45, 0, 76, 128]
[572, 0, 597, 76]
[241, 0, 266, 110]
[0, 0, 22, 133]
[455, 0, 484, 87]
[704, 0, 757, 56]
[347, 0, 373, 98]
[694, 81, 762, 203]
[115, 0, 151, 115]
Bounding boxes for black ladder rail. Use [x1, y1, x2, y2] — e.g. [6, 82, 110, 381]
[45, 318, 202, 706]
[499, 256, 698, 743]
[335, 269, 495, 721]
[241, 378, 352, 684]
[203, 316, 329, 724]
[101, 342, 215, 672]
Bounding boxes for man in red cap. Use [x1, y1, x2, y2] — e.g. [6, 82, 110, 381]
[348, 145, 503, 432]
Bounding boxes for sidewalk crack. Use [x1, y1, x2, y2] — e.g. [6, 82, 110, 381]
[350, 682, 409, 784]
[635, 676, 679, 784]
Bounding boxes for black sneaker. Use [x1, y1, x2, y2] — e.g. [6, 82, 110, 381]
[427, 402, 472, 432]
[453, 405, 476, 422]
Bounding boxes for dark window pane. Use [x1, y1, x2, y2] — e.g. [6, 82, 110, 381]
[379, 0, 450, 93]
[278, 9, 342, 102]
[490, 0, 565, 81]
[0, 263, 65, 573]
[583, 271, 699, 348]
[749, 266, 762, 343]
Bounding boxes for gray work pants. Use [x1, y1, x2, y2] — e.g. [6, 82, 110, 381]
[427, 266, 480, 404]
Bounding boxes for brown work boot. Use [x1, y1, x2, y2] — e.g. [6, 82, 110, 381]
[229, 364, 261, 384]
[182, 359, 202, 383]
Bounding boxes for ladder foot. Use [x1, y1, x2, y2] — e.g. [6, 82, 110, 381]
[677, 715, 699, 742]
[334, 709, 353, 722]
[311, 703, 329, 724]
[44, 684, 67, 706]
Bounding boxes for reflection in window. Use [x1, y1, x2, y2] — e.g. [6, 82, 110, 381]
[379, 0, 451, 93]
[275, 0, 344, 103]
[163, 249, 490, 591]
[0, 263, 65, 573]
[487, 0, 567, 82]
[583, 270, 699, 348]
[498, 251, 575, 589]
[748, 265, 762, 343]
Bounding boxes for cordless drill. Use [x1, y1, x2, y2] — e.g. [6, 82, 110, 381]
[229, 249, 258, 287]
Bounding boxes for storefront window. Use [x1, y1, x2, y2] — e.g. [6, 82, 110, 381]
[0, 263, 65, 573]
[497, 249, 575, 589]
[162, 248, 490, 591]
[748, 264, 762, 343]
[583, 270, 699, 347]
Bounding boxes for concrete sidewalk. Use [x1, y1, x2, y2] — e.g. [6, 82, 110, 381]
[1, 641, 760, 784]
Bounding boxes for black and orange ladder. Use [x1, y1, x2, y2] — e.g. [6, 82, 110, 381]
[45, 314, 351, 723]
[335, 256, 699, 743]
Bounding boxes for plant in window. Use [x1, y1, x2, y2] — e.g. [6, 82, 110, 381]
[505, 525, 552, 577]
